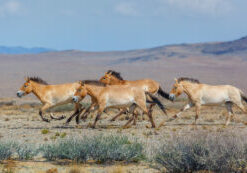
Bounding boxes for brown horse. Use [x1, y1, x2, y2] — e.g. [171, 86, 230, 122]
[168, 77, 247, 126]
[99, 70, 170, 121]
[72, 80, 155, 128]
[17, 77, 84, 122]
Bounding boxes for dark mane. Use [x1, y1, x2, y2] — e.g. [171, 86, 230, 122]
[177, 77, 200, 84]
[82, 80, 106, 86]
[28, 77, 48, 85]
[107, 70, 124, 80]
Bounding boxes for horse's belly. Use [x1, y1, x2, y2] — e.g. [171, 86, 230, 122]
[106, 97, 134, 108]
[201, 96, 228, 105]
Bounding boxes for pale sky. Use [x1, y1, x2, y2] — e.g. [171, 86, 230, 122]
[0, 0, 246, 51]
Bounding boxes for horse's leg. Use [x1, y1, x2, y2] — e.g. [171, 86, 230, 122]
[81, 103, 96, 121]
[146, 93, 167, 115]
[91, 102, 105, 128]
[234, 101, 247, 114]
[225, 101, 233, 126]
[65, 103, 84, 125]
[110, 108, 128, 121]
[193, 103, 201, 125]
[158, 102, 194, 128]
[123, 104, 137, 128]
[136, 99, 156, 128]
[39, 103, 52, 122]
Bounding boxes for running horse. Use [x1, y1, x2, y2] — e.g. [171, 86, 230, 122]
[99, 70, 171, 121]
[17, 77, 84, 122]
[168, 77, 247, 126]
[72, 80, 156, 128]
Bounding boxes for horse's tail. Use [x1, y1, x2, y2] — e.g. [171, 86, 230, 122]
[241, 93, 247, 103]
[239, 90, 247, 103]
[158, 86, 170, 100]
[146, 92, 167, 114]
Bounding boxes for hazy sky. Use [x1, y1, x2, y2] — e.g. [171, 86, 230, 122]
[0, 0, 246, 51]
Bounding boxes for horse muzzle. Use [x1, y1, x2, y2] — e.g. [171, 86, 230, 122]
[72, 96, 79, 103]
[169, 94, 175, 101]
[17, 91, 25, 98]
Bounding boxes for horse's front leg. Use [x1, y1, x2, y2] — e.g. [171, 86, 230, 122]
[39, 103, 52, 122]
[158, 102, 194, 128]
[65, 103, 84, 125]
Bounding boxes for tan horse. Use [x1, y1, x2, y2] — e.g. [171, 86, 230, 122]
[17, 77, 84, 123]
[99, 70, 170, 121]
[168, 77, 247, 126]
[72, 80, 155, 128]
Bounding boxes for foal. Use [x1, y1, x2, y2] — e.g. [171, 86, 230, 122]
[168, 77, 247, 126]
[17, 77, 84, 122]
[72, 80, 155, 128]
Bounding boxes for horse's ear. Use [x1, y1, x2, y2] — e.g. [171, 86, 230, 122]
[25, 77, 29, 82]
[78, 80, 85, 86]
[174, 78, 178, 83]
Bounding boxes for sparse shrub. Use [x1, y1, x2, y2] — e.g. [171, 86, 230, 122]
[155, 131, 247, 172]
[0, 142, 13, 160]
[41, 129, 50, 134]
[60, 132, 67, 138]
[41, 135, 144, 163]
[15, 143, 37, 160]
[55, 132, 60, 136]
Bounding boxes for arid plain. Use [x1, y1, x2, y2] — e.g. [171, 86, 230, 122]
[0, 37, 247, 172]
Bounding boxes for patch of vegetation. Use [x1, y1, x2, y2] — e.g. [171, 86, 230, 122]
[60, 132, 67, 138]
[40, 135, 144, 163]
[41, 129, 49, 134]
[0, 142, 13, 160]
[155, 132, 247, 172]
[15, 143, 37, 160]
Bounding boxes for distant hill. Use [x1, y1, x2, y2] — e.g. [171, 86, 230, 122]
[1, 35, 247, 97]
[0, 46, 54, 54]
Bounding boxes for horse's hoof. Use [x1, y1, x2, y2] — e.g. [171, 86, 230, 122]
[64, 122, 69, 126]
[110, 119, 115, 122]
[43, 119, 50, 123]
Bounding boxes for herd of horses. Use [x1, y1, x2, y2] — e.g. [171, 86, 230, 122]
[16, 70, 247, 128]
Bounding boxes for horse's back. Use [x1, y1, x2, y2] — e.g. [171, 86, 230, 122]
[127, 79, 160, 93]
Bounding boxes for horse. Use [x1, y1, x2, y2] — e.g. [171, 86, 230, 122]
[99, 70, 171, 121]
[168, 77, 247, 126]
[72, 80, 155, 128]
[17, 77, 84, 123]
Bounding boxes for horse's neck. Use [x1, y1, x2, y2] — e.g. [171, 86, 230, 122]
[85, 85, 103, 98]
[182, 82, 199, 99]
[31, 82, 46, 102]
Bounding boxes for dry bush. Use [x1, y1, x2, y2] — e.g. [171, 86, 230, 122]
[155, 130, 247, 172]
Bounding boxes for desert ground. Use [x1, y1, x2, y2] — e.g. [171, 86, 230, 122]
[0, 96, 247, 173]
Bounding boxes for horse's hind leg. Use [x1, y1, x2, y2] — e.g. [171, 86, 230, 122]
[123, 104, 137, 128]
[225, 101, 233, 126]
[136, 99, 155, 128]
[110, 108, 128, 121]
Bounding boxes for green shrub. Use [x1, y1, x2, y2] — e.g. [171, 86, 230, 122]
[0, 142, 13, 160]
[41, 129, 49, 134]
[41, 135, 144, 163]
[15, 143, 37, 160]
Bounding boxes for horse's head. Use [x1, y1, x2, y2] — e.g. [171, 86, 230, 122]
[17, 77, 33, 98]
[169, 78, 183, 101]
[100, 71, 117, 85]
[99, 71, 123, 85]
[72, 81, 87, 103]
